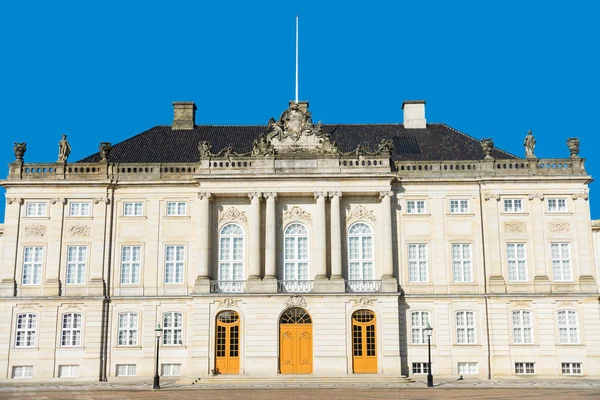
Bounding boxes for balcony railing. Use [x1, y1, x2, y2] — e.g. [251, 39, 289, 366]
[345, 280, 382, 293]
[210, 280, 246, 294]
[277, 280, 314, 293]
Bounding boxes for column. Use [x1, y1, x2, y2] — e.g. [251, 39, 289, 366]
[529, 193, 550, 293]
[264, 192, 277, 279]
[314, 191, 328, 279]
[194, 192, 212, 293]
[248, 192, 262, 279]
[379, 191, 395, 280]
[573, 192, 597, 292]
[329, 191, 343, 278]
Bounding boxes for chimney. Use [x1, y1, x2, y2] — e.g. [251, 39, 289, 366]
[172, 102, 196, 130]
[402, 100, 426, 129]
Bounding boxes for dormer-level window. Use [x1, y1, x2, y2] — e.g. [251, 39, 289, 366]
[406, 200, 426, 214]
[548, 198, 567, 212]
[123, 202, 143, 217]
[450, 199, 469, 214]
[167, 201, 187, 216]
[504, 199, 523, 213]
[69, 202, 90, 217]
[26, 202, 47, 217]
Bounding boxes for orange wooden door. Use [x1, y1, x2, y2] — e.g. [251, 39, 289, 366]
[279, 308, 313, 374]
[352, 310, 377, 373]
[215, 311, 240, 374]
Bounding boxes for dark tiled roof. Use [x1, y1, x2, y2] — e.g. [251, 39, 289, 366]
[78, 124, 515, 163]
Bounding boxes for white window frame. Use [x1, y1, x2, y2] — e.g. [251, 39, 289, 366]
[506, 243, 528, 281]
[450, 199, 469, 214]
[66, 246, 87, 285]
[161, 363, 182, 376]
[412, 362, 429, 374]
[59, 365, 79, 377]
[116, 364, 136, 376]
[15, 313, 37, 348]
[456, 311, 476, 344]
[408, 244, 428, 282]
[452, 243, 473, 282]
[558, 310, 580, 344]
[406, 200, 426, 214]
[218, 223, 245, 284]
[503, 199, 523, 213]
[123, 202, 144, 217]
[347, 222, 374, 282]
[515, 362, 536, 375]
[165, 245, 185, 284]
[26, 202, 47, 217]
[162, 312, 183, 346]
[22, 246, 43, 285]
[121, 246, 141, 284]
[561, 362, 582, 375]
[12, 366, 33, 378]
[117, 312, 138, 346]
[69, 202, 91, 217]
[512, 310, 533, 344]
[411, 311, 431, 344]
[457, 362, 478, 375]
[548, 198, 567, 212]
[282, 222, 311, 292]
[551, 243, 572, 281]
[61, 313, 82, 347]
[166, 201, 187, 216]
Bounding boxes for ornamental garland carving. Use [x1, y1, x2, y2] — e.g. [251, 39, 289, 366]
[351, 298, 376, 308]
[346, 206, 376, 222]
[68, 225, 90, 237]
[510, 301, 532, 308]
[504, 221, 526, 234]
[218, 207, 248, 223]
[549, 221, 571, 234]
[285, 295, 307, 309]
[23, 224, 46, 237]
[282, 206, 312, 223]
[217, 298, 240, 308]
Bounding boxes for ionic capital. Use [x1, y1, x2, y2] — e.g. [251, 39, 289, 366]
[572, 192, 589, 201]
[314, 191, 327, 200]
[484, 193, 500, 201]
[248, 192, 263, 201]
[6, 197, 24, 205]
[328, 191, 342, 199]
[198, 192, 214, 201]
[379, 191, 393, 200]
[264, 192, 278, 200]
[528, 193, 544, 201]
[93, 197, 111, 205]
[51, 198, 67, 205]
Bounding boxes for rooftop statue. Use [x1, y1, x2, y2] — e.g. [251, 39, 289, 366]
[252, 135, 275, 156]
[376, 139, 394, 156]
[524, 130, 536, 159]
[266, 102, 325, 154]
[567, 137, 580, 158]
[198, 141, 213, 158]
[58, 134, 71, 162]
[480, 138, 494, 159]
[99, 142, 112, 162]
[14, 142, 27, 161]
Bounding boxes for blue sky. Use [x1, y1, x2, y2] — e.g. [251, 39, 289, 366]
[1, 1, 599, 220]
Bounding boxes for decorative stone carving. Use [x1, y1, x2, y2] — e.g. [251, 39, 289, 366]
[217, 298, 240, 308]
[376, 139, 394, 156]
[351, 298, 376, 307]
[314, 191, 327, 200]
[93, 197, 111, 205]
[379, 191, 393, 200]
[484, 193, 500, 201]
[51, 198, 68, 205]
[528, 193, 544, 201]
[24, 224, 47, 237]
[65, 303, 83, 310]
[510, 300, 532, 308]
[13, 142, 26, 161]
[248, 192, 263, 201]
[567, 138, 580, 158]
[549, 221, 571, 234]
[58, 134, 71, 162]
[557, 300, 577, 308]
[198, 141, 213, 158]
[251, 135, 275, 156]
[346, 205, 376, 222]
[283, 206, 312, 223]
[504, 221, 526, 234]
[18, 303, 40, 310]
[6, 197, 24, 205]
[328, 191, 342, 199]
[285, 295, 307, 309]
[481, 138, 494, 159]
[316, 134, 339, 155]
[218, 207, 248, 223]
[264, 192, 278, 200]
[524, 130, 536, 159]
[99, 142, 112, 161]
[198, 192, 213, 201]
[68, 225, 90, 237]
[572, 192, 589, 201]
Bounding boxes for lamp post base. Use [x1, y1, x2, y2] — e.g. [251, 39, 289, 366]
[427, 373, 433, 387]
[153, 374, 160, 390]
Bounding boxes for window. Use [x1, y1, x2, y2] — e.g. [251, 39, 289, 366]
[412, 362, 429, 374]
[124, 202, 143, 216]
[457, 362, 478, 375]
[59, 365, 79, 377]
[507, 243, 528, 281]
[406, 200, 426, 214]
[66, 246, 87, 284]
[456, 311, 476, 344]
[551, 243, 572, 281]
[348, 222, 374, 282]
[452, 244, 472, 282]
[12, 366, 33, 378]
[15, 313, 37, 347]
[22, 246, 43, 285]
[450, 199, 469, 214]
[163, 312, 183, 345]
[503, 199, 523, 213]
[284, 222, 310, 281]
[167, 201, 187, 216]
[411, 311, 431, 344]
[61, 313, 82, 347]
[69, 202, 90, 217]
[165, 245, 185, 284]
[561, 362, 582, 375]
[515, 362, 536, 374]
[218, 223, 245, 287]
[121, 246, 141, 284]
[512, 310, 533, 344]
[558, 310, 579, 344]
[408, 244, 428, 282]
[26, 202, 47, 217]
[118, 313, 138, 346]
[548, 198, 567, 212]
[161, 363, 182, 376]
[116, 364, 136, 376]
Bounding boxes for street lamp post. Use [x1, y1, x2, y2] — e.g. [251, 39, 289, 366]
[153, 323, 163, 390]
[424, 323, 433, 387]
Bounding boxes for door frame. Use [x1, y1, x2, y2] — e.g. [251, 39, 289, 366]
[278, 307, 313, 374]
[210, 307, 244, 375]
[346, 306, 382, 374]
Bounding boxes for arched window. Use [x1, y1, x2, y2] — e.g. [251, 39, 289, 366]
[283, 223, 310, 292]
[348, 222, 374, 292]
[218, 223, 245, 292]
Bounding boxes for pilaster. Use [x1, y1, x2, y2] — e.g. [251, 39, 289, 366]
[194, 192, 213, 294]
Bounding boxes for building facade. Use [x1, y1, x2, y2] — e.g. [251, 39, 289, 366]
[0, 100, 598, 382]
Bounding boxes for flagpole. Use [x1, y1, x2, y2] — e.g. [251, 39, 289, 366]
[295, 15, 299, 104]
